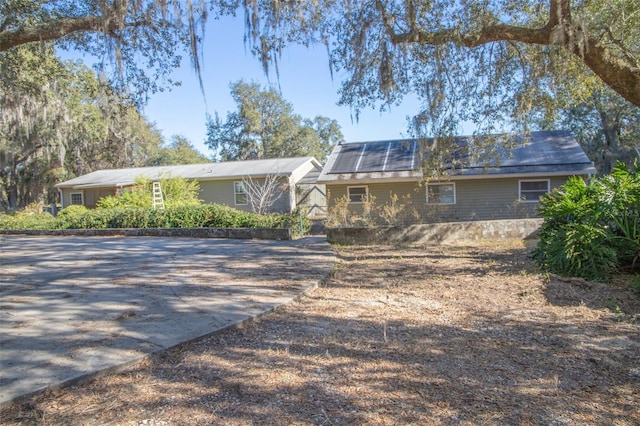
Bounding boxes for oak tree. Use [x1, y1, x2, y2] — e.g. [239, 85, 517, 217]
[242, 0, 640, 135]
[205, 80, 343, 161]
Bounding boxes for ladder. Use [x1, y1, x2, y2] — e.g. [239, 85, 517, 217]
[152, 181, 165, 209]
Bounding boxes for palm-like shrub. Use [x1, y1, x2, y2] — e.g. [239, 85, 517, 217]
[534, 162, 640, 281]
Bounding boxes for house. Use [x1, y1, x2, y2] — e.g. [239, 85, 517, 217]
[317, 130, 596, 223]
[55, 157, 324, 214]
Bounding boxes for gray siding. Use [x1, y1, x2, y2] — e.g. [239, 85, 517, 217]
[61, 178, 293, 213]
[199, 178, 292, 213]
[327, 176, 573, 223]
[61, 187, 115, 208]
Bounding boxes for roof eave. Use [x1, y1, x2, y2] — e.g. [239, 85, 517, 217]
[444, 166, 597, 180]
[318, 166, 596, 185]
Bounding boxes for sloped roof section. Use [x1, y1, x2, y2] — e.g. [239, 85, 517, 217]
[318, 130, 596, 183]
[56, 157, 320, 189]
[329, 139, 418, 173]
[297, 163, 324, 185]
[452, 130, 594, 173]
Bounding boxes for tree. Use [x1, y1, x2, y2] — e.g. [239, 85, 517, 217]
[0, 44, 72, 209]
[0, 43, 165, 210]
[2, 1, 638, 115]
[205, 80, 343, 161]
[148, 135, 209, 166]
[0, 0, 210, 99]
[240, 174, 285, 215]
[241, 0, 640, 134]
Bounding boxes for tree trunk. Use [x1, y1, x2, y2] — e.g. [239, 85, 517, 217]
[598, 109, 621, 174]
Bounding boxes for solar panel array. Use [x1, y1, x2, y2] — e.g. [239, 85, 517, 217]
[329, 140, 418, 174]
[326, 131, 594, 176]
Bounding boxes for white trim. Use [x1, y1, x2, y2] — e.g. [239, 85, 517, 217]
[70, 192, 84, 206]
[518, 179, 550, 203]
[347, 185, 369, 204]
[426, 182, 456, 205]
[233, 181, 248, 205]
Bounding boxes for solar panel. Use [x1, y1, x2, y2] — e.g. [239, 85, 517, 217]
[326, 131, 593, 176]
[329, 140, 419, 174]
[357, 142, 389, 172]
[329, 143, 364, 173]
[385, 140, 417, 171]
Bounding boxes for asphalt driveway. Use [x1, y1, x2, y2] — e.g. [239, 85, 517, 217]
[0, 235, 335, 405]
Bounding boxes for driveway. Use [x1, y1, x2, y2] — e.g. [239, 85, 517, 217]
[0, 235, 335, 405]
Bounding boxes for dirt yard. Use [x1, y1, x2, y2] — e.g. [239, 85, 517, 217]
[2, 240, 639, 425]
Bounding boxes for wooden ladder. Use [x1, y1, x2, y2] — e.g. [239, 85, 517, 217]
[152, 181, 165, 210]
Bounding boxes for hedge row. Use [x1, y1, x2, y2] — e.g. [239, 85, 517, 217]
[0, 204, 310, 237]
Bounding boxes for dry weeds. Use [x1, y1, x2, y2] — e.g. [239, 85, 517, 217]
[2, 240, 639, 425]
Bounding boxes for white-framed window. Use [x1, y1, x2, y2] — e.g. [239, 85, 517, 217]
[347, 186, 369, 204]
[70, 192, 84, 206]
[426, 183, 456, 205]
[234, 181, 247, 205]
[519, 179, 550, 203]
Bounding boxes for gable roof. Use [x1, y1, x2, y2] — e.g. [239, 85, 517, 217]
[318, 130, 596, 183]
[56, 157, 321, 189]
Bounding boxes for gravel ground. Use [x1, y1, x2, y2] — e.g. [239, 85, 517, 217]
[2, 240, 639, 425]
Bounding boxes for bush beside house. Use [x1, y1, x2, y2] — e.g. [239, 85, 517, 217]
[533, 162, 640, 282]
[0, 204, 311, 237]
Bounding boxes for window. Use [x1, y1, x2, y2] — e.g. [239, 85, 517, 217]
[426, 183, 455, 205]
[234, 181, 247, 205]
[70, 192, 83, 205]
[519, 180, 550, 202]
[347, 186, 368, 204]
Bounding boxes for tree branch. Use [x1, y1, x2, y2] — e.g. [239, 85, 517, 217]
[575, 36, 640, 108]
[0, 14, 151, 52]
[1, 16, 108, 51]
[376, 0, 640, 107]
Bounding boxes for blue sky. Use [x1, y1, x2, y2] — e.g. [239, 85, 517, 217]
[142, 15, 424, 157]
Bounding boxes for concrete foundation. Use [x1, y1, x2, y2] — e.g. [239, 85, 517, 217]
[327, 218, 543, 245]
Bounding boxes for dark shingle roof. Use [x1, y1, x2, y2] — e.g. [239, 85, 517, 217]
[319, 130, 595, 183]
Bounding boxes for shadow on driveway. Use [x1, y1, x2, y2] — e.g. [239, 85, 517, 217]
[0, 235, 335, 406]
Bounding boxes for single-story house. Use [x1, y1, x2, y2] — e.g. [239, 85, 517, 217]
[55, 157, 324, 214]
[317, 130, 596, 223]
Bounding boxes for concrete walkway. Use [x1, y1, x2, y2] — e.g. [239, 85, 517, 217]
[0, 235, 335, 406]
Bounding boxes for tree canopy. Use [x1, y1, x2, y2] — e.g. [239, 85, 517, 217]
[149, 135, 209, 166]
[2, 0, 639, 175]
[2, 1, 638, 116]
[241, 0, 639, 135]
[0, 0, 212, 99]
[205, 80, 344, 162]
[0, 43, 206, 210]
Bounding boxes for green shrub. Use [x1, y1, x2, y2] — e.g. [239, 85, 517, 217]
[0, 202, 308, 235]
[96, 175, 202, 209]
[0, 211, 57, 230]
[534, 161, 640, 281]
[57, 204, 89, 217]
[97, 186, 151, 209]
